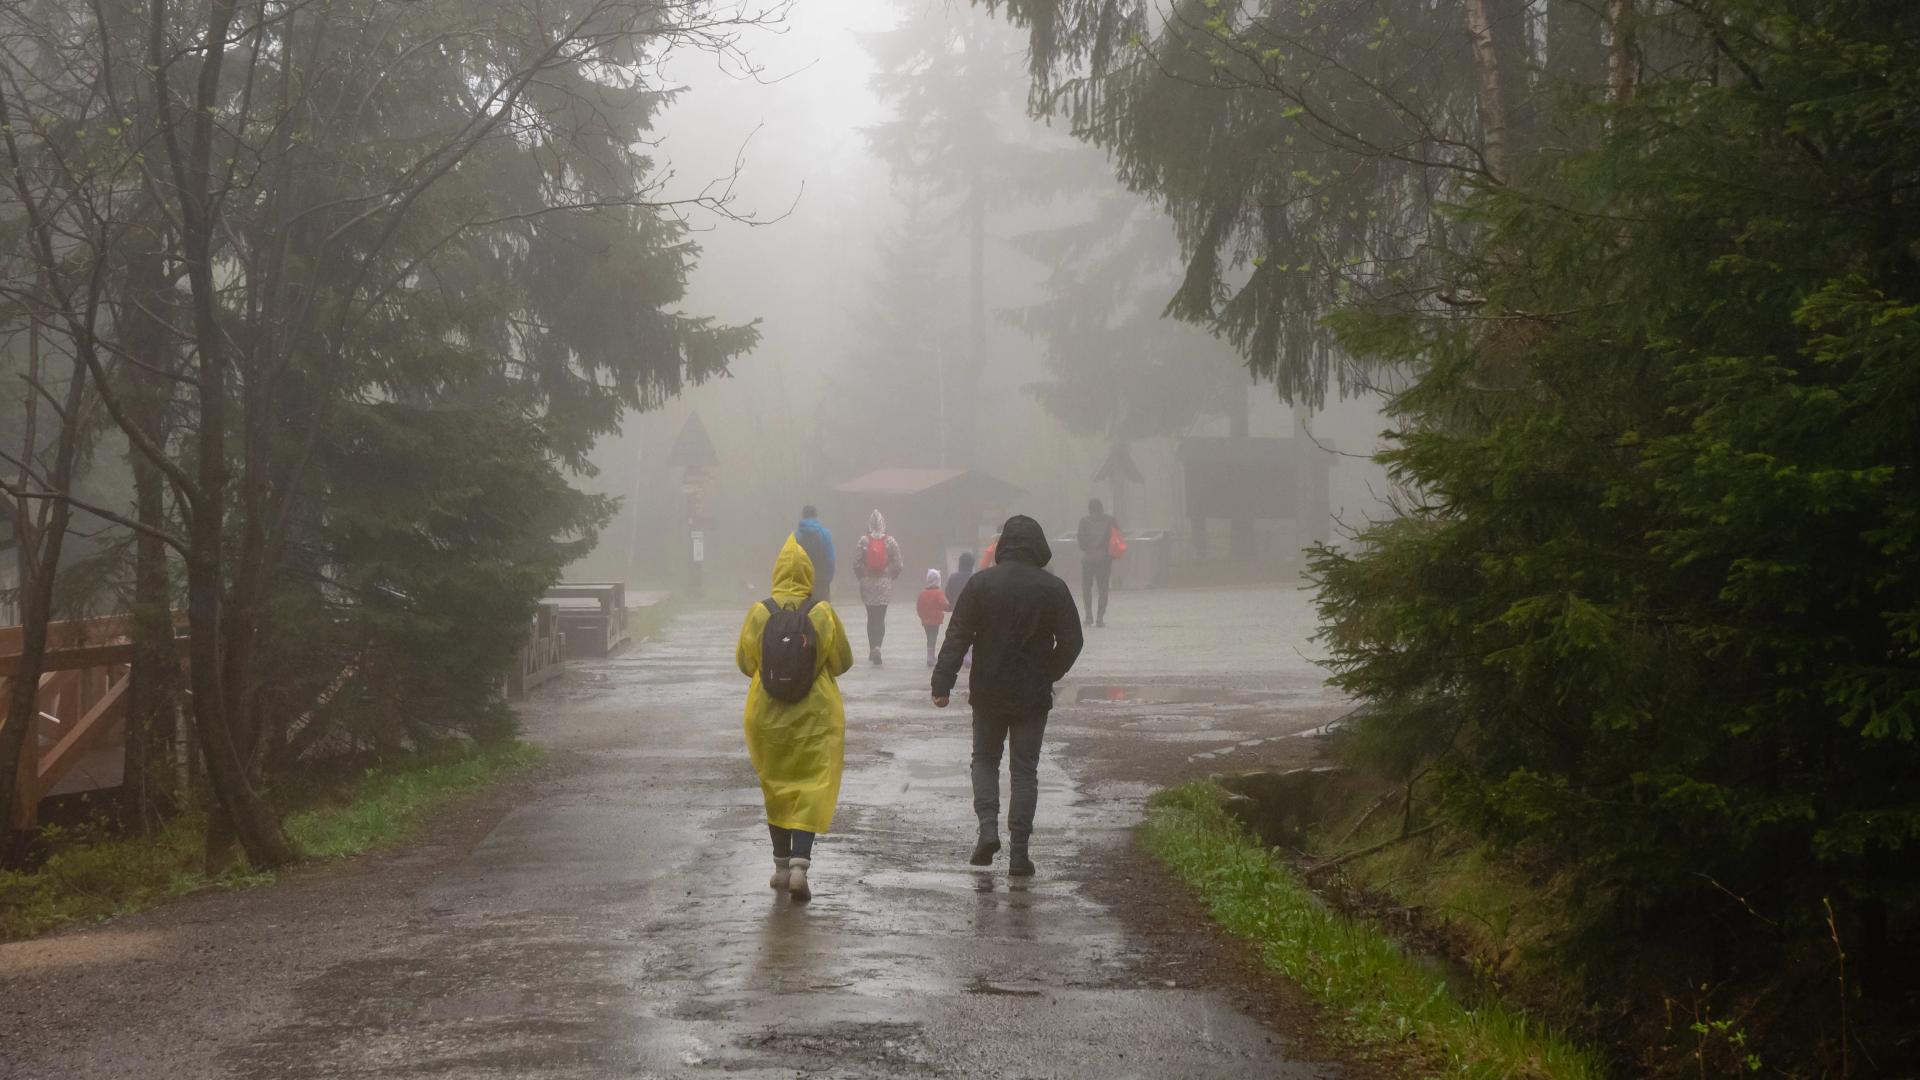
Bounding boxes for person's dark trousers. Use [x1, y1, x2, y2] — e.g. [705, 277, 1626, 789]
[971, 707, 1048, 842]
[769, 824, 815, 859]
[866, 604, 888, 649]
[1081, 559, 1111, 625]
[923, 624, 939, 650]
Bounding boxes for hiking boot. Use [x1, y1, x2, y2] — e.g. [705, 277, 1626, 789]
[870, 647, 882, 666]
[787, 857, 812, 902]
[969, 834, 1001, 867]
[1008, 845, 1036, 877]
[770, 856, 791, 891]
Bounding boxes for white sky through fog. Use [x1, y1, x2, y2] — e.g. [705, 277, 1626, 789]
[653, 1, 903, 327]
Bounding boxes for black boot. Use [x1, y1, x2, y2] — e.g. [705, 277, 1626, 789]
[970, 826, 1001, 866]
[1008, 844, 1035, 877]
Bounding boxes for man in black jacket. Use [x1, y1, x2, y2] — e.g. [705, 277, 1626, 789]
[932, 515, 1084, 876]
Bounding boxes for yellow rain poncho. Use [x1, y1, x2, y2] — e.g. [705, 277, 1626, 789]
[737, 536, 855, 834]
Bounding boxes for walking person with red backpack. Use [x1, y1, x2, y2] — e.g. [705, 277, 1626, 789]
[1075, 498, 1124, 628]
[852, 509, 903, 665]
[737, 536, 854, 901]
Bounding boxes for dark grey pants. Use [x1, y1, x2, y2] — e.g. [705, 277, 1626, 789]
[971, 707, 1048, 843]
[1081, 558, 1111, 623]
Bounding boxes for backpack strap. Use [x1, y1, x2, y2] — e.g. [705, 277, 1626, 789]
[765, 597, 820, 617]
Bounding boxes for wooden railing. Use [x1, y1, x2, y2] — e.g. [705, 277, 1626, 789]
[2, 615, 144, 831]
[506, 605, 563, 700]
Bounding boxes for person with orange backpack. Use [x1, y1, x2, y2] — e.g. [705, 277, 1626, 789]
[852, 509, 903, 664]
[1075, 498, 1124, 628]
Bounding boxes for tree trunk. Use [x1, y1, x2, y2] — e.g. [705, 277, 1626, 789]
[1, 317, 91, 853]
[1, 587, 52, 845]
[160, 0, 297, 871]
[125, 460, 178, 833]
[1464, 0, 1511, 181]
[1606, 0, 1635, 105]
[1464, 0, 1533, 182]
[185, 556, 294, 868]
[123, 250, 180, 833]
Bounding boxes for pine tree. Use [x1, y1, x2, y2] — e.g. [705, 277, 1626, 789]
[1310, 0, 1920, 1033]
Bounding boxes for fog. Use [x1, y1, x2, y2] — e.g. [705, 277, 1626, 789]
[559, 1, 1394, 595]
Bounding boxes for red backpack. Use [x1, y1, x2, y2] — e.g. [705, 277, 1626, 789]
[864, 534, 889, 574]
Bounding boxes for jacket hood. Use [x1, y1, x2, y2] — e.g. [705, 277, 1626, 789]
[956, 552, 975, 572]
[995, 515, 1051, 568]
[924, 569, 942, 588]
[868, 509, 887, 535]
[772, 535, 815, 602]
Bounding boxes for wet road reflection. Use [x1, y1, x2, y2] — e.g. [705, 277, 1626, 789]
[225, 588, 1349, 1078]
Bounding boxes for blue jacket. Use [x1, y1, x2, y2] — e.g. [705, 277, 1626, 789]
[794, 517, 835, 587]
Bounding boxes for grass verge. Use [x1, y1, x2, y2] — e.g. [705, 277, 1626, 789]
[286, 740, 543, 856]
[1142, 780, 1607, 1079]
[0, 739, 542, 941]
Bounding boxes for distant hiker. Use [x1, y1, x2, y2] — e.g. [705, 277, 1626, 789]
[737, 536, 854, 902]
[945, 551, 975, 605]
[1076, 498, 1123, 628]
[917, 569, 951, 668]
[932, 515, 1084, 877]
[852, 509, 903, 665]
[945, 551, 976, 670]
[794, 506, 835, 601]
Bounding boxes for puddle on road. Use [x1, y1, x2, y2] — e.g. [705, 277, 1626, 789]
[1116, 715, 1213, 733]
[966, 976, 1046, 997]
[1073, 684, 1237, 704]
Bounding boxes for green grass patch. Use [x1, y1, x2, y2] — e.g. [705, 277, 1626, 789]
[0, 811, 268, 940]
[0, 740, 541, 941]
[285, 739, 544, 857]
[1142, 781, 1607, 1079]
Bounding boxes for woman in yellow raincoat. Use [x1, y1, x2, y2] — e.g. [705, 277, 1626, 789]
[737, 536, 854, 901]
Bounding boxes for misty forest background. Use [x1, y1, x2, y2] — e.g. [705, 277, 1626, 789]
[3, 0, 1917, 1075]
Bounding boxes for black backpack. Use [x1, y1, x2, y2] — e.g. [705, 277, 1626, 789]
[759, 598, 821, 703]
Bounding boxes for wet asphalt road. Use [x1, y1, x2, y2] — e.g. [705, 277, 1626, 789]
[1, 585, 1352, 1079]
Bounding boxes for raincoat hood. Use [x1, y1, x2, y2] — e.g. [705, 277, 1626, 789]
[868, 509, 887, 535]
[957, 552, 975, 572]
[772, 535, 815, 603]
[925, 569, 942, 588]
[994, 515, 1052, 568]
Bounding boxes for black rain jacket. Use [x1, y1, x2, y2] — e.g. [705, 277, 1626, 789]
[932, 515, 1084, 713]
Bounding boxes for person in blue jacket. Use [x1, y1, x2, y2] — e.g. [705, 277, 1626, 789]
[794, 506, 835, 601]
